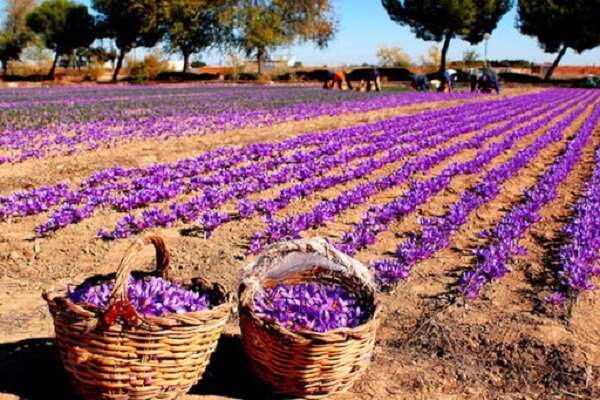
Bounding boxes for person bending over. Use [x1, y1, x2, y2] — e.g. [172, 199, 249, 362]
[478, 67, 500, 94]
[323, 70, 353, 90]
[411, 73, 429, 92]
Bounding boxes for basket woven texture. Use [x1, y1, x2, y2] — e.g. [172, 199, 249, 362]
[239, 237, 382, 399]
[44, 235, 233, 400]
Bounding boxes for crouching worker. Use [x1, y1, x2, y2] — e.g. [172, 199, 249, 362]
[367, 68, 381, 92]
[442, 69, 457, 92]
[411, 73, 429, 92]
[323, 70, 353, 90]
[478, 67, 500, 94]
[469, 68, 479, 92]
[357, 68, 382, 92]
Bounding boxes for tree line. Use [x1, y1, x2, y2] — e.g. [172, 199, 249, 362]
[0, 0, 598, 82]
[382, 0, 600, 80]
[0, 0, 336, 81]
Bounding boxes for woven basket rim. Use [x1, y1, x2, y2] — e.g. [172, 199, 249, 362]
[239, 237, 382, 341]
[44, 275, 235, 327]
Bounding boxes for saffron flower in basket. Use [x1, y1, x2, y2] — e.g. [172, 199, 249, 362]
[68, 276, 210, 317]
[253, 282, 371, 332]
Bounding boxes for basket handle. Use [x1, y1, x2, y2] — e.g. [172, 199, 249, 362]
[102, 235, 170, 326]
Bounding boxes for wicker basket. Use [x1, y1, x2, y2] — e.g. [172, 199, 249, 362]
[239, 237, 382, 399]
[44, 235, 233, 400]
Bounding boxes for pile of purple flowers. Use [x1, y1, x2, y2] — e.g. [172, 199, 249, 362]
[253, 282, 370, 332]
[69, 276, 210, 316]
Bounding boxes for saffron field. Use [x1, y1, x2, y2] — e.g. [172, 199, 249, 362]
[0, 85, 598, 399]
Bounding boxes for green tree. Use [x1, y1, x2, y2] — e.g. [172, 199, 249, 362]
[93, 0, 165, 81]
[517, 0, 600, 80]
[419, 44, 442, 68]
[381, 0, 511, 73]
[376, 45, 412, 67]
[164, 0, 233, 73]
[75, 46, 116, 69]
[0, 0, 36, 77]
[462, 49, 480, 66]
[21, 36, 54, 74]
[26, 0, 95, 79]
[223, 0, 336, 76]
[0, 31, 26, 76]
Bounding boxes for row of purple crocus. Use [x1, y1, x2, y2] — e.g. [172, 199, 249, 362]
[550, 148, 600, 304]
[32, 95, 505, 236]
[457, 102, 600, 299]
[334, 93, 595, 259]
[104, 91, 548, 240]
[248, 90, 583, 255]
[370, 91, 599, 288]
[0, 90, 493, 216]
[0, 91, 530, 235]
[0, 86, 480, 164]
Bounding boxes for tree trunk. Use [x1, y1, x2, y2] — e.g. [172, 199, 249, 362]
[112, 48, 127, 82]
[48, 51, 59, 79]
[545, 44, 567, 81]
[182, 51, 190, 73]
[1, 60, 7, 80]
[439, 33, 452, 75]
[257, 47, 265, 77]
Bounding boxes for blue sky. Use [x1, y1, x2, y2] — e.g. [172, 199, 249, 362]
[4, 0, 600, 66]
[288, 1, 600, 67]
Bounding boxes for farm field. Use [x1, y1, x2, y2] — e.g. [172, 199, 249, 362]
[0, 85, 599, 399]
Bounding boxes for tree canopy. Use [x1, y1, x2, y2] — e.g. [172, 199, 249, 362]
[381, 0, 511, 73]
[93, 0, 165, 81]
[517, 0, 600, 80]
[0, 0, 36, 77]
[26, 0, 95, 78]
[222, 0, 336, 76]
[376, 45, 411, 68]
[164, 0, 233, 73]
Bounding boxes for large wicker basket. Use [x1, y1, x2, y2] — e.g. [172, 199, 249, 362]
[239, 237, 382, 399]
[44, 235, 234, 400]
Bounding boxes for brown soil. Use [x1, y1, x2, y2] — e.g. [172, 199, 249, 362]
[1, 88, 599, 400]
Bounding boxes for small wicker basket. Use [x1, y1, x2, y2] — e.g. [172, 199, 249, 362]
[44, 235, 233, 400]
[239, 237, 382, 399]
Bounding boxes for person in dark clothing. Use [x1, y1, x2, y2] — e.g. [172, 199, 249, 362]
[442, 69, 457, 92]
[469, 68, 479, 92]
[367, 68, 381, 92]
[478, 67, 500, 94]
[411, 73, 429, 92]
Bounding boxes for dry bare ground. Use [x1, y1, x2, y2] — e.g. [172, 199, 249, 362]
[0, 87, 598, 400]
